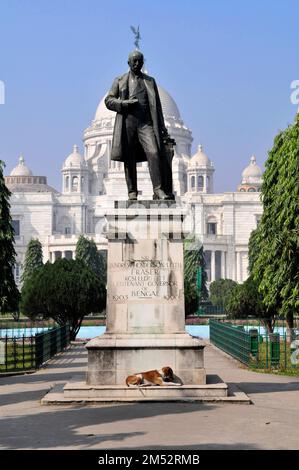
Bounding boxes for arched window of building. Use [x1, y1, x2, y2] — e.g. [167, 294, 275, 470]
[54, 251, 62, 260]
[207, 217, 217, 235]
[57, 216, 72, 235]
[197, 175, 204, 191]
[183, 172, 187, 193]
[248, 187, 256, 192]
[13, 264, 21, 284]
[12, 220, 20, 237]
[72, 176, 78, 192]
[65, 176, 69, 191]
[215, 251, 222, 280]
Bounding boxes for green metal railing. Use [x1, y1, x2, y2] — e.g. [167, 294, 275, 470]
[209, 319, 296, 371]
[0, 324, 70, 373]
[210, 319, 251, 364]
[197, 305, 225, 316]
[35, 325, 70, 368]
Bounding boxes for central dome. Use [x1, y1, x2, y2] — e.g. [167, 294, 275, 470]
[94, 84, 181, 122]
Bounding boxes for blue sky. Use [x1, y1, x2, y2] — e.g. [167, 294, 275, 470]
[0, 0, 298, 192]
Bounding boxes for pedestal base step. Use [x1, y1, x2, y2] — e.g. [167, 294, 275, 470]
[41, 381, 252, 404]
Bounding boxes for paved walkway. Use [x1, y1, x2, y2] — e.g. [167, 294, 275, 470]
[0, 341, 299, 449]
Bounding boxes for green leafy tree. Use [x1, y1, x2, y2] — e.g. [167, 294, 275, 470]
[75, 235, 106, 283]
[247, 228, 276, 332]
[209, 278, 238, 310]
[226, 276, 276, 333]
[21, 238, 43, 284]
[184, 236, 208, 316]
[248, 228, 260, 275]
[0, 160, 20, 315]
[21, 258, 106, 339]
[252, 114, 299, 332]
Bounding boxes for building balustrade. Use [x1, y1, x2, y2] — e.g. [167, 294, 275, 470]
[202, 234, 233, 245]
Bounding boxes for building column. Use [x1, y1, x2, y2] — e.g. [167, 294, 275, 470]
[221, 251, 226, 278]
[203, 174, 207, 193]
[236, 251, 241, 282]
[211, 250, 216, 282]
[239, 252, 243, 282]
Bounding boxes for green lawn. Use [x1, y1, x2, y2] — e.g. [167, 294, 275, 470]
[249, 341, 299, 377]
[0, 342, 35, 372]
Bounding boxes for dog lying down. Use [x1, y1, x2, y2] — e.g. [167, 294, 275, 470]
[126, 366, 182, 387]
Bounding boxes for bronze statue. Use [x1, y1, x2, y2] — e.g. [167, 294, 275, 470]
[105, 50, 175, 201]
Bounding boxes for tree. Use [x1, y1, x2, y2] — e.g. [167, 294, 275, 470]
[226, 276, 276, 333]
[21, 258, 106, 339]
[0, 160, 20, 315]
[21, 238, 43, 284]
[251, 114, 299, 333]
[209, 278, 238, 311]
[248, 228, 260, 275]
[247, 228, 276, 332]
[184, 236, 208, 316]
[75, 235, 106, 283]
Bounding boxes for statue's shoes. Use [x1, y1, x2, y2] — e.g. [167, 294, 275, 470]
[153, 189, 171, 200]
[128, 192, 138, 200]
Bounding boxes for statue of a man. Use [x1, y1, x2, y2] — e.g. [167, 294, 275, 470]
[105, 50, 175, 201]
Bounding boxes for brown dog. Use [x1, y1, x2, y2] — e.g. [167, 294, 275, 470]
[125, 366, 180, 387]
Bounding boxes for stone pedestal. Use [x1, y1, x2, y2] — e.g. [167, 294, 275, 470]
[86, 201, 206, 386]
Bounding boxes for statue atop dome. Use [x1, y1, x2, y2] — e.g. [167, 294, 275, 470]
[130, 25, 141, 50]
[105, 50, 176, 200]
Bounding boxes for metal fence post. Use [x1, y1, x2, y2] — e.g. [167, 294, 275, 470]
[250, 329, 259, 358]
[22, 335, 25, 370]
[35, 333, 43, 368]
[5, 336, 8, 372]
[270, 333, 280, 367]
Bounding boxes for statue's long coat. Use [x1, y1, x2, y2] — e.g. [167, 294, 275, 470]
[105, 72, 167, 163]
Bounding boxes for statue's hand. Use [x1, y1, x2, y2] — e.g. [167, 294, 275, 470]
[162, 130, 176, 146]
[122, 98, 138, 109]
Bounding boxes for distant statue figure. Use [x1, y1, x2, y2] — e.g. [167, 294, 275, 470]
[105, 50, 176, 200]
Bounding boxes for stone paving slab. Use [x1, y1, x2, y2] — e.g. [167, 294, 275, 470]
[0, 341, 299, 449]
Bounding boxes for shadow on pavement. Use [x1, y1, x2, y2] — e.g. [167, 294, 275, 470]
[236, 381, 299, 394]
[0, 402, 217, 449]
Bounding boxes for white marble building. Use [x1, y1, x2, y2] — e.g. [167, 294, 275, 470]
[5, 85, 263, 287]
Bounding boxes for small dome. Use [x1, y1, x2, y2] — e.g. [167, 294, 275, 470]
[63, 145, 85, 168]
[242, 155, 263, 179]
[10, 155, 33, 176]
[238, 155, 263, 191]
[189, 145, 211, 167]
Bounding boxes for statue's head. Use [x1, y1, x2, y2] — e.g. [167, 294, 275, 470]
[128, 50, 144, 74]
